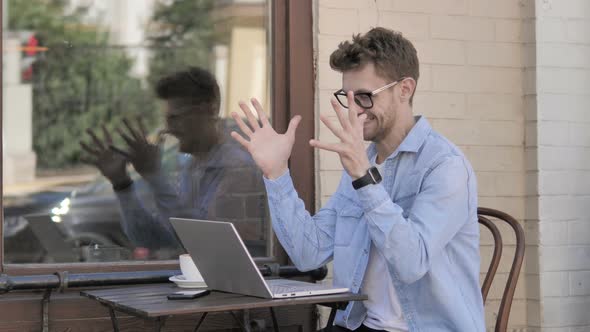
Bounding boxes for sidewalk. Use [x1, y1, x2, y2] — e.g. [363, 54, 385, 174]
[3, 174, 97, 196]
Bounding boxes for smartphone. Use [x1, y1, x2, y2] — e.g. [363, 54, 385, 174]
[167, 289, 210, 300]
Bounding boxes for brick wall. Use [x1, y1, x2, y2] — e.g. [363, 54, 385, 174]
[529, 0, 590, 330]
[314, 0, 532, 330]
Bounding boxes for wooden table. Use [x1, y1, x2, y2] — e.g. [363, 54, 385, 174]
[81, 283, 366, 332]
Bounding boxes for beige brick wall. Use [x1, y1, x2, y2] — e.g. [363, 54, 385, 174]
[314, 0, 532, 330]
[532, 0, 590, 330]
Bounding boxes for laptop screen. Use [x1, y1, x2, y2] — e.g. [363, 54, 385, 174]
[170, 218, 273, 298]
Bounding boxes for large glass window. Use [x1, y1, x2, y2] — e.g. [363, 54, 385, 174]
[3, 0, 272, 263]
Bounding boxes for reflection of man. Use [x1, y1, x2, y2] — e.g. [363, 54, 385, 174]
[80, 67, 268, 252]
[232, 28, 484, 331]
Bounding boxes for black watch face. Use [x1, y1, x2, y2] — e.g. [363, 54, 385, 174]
[368, 166, 382, 183]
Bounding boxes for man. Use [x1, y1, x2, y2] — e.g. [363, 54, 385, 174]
[231, 28, 484, 331]
[80, 67, 268, 253]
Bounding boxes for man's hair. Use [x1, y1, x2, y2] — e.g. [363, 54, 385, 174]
[155, 66, 221, 115]
[330, 27, 419, 104]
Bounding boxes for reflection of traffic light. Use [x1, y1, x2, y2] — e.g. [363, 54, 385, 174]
[21, 34, 47, 82]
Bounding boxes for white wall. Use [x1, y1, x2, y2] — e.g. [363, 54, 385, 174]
[315, 0, 531, 330]
[531, 0, 590, 330]
[315, 0, 590, 330]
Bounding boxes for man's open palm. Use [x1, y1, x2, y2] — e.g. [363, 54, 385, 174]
[231, 98, 301, 179]
[79, 125, 130, 187]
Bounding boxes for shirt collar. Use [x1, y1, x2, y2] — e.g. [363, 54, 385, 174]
[367, 115, 432, 160]
[397, 115, 431, 153]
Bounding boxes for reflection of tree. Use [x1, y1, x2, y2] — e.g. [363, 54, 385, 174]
[8, 0, 158, 169]
[146, 0, 217, 86]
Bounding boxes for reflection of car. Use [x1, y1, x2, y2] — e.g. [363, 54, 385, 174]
[4, 189, 72, 263]
[3, 120, 267, 263]
[3, 135, 183, 263]
[3, 165, 173, 264]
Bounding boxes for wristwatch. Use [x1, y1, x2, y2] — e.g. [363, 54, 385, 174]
[112, 178, 134, 192]
[352, 166, 382, 190]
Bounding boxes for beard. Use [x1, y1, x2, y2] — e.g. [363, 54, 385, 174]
[361, 111, 379, 141]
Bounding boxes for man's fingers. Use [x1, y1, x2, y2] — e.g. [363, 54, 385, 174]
[251, 98, 270, 127]
[319, 115, 345, 140]
[356, 114, 367, 134]
[231, 112, 254, 136]
[230, 131, 251, 150]
[286, 115, 302, 138]
[136, 117, 149, 143]
[330, 99, 351, 131]
[86, 129, 105, 150]
[239, 101, 261, 131]
[122, 118, 142, 142]
[101, 125, 113, 145]
[309, 139, 344, 153]
[116, 127, 137, 148]
[347, 91, 359, 126]
[79, 141, 100, 156]
[109, 145, 132, 159]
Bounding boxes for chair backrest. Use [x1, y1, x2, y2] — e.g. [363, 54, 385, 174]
[478, 207, 525, 332]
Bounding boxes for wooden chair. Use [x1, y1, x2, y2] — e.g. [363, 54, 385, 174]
[478, 207, 525, 332]
[321, 207, 525, 332]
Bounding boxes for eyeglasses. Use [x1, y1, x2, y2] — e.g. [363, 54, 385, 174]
[333, 78, 406, 109]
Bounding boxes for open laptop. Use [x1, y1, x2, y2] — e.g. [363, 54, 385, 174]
[25, 214, 78, 262]
[170, 218, 349, 299]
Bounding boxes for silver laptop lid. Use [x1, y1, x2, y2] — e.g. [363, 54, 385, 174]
[170, 218, 273, 298]
[25, 214, 78, 262]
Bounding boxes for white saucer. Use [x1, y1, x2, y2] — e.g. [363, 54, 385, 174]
[169, 275, 207, 288]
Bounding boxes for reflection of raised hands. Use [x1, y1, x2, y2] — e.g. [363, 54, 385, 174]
[113, 117, 164, 178]
[79, 125, 131, 187]
[230, 98, 301, 179]
[309, 91, 371, 179]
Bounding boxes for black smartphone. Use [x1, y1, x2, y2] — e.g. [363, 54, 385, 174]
[167, 289, 210, 300]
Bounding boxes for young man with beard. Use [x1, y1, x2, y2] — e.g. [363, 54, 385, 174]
[80, 67, 268, 253]
[231, 28, 485, 331]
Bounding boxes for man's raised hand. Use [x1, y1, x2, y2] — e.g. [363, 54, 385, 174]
[309, 91, 370, 179]
[230, 98, 301, 179]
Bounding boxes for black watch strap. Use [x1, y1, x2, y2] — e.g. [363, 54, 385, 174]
[113, 178, 133, 192]
[352, 166, 382, 190]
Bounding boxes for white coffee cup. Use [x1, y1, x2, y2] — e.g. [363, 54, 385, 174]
[179, 254, 203, 281]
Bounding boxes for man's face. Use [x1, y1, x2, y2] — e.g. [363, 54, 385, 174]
[163, 101, 216, 153]
[341, 63, 400, 142]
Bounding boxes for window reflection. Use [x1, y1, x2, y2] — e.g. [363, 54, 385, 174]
[3, 0, 271, 263]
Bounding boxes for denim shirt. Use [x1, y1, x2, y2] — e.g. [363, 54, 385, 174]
[264, 117, 485, 331]
[115, 134, 269, 250]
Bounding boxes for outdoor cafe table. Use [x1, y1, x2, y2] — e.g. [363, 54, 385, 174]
[81, 283, 367, 332]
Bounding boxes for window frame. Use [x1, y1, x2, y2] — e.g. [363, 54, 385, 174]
[0, 0, 315, 276]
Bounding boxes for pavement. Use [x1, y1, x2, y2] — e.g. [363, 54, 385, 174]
[3, 173, 98, 196]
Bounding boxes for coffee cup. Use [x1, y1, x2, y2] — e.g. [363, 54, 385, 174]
[179, 254, 203, 281]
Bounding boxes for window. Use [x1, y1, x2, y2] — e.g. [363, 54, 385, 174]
[1, 0, 314, 273]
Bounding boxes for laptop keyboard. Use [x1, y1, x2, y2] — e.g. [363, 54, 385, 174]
[267, 279, 331, 295]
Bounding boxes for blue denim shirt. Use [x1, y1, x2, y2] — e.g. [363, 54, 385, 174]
[115, 127, 268, 250]
[264, 117, 484, 331]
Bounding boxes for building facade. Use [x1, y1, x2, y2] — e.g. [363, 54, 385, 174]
[314, 0, 590, 330]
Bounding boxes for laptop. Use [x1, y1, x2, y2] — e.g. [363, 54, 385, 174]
[25, 214, 78, 262]
[170, 218, 349, 299]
